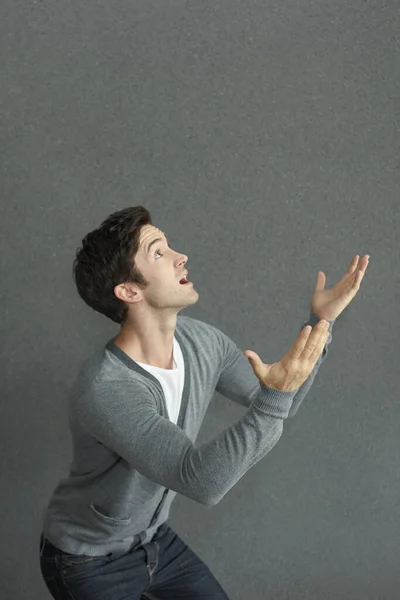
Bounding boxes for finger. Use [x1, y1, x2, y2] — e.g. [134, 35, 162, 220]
[346, 254, 369, 275]
[291, 322, 326, 359]
[309, 327, 329, 363]
[347, 255, 360, 274]
[342, 257, 368, 290]
[301, 322, 328, 361]
[353, 267, 366, 289]
[348, 254, 369, 275]
[354, 257, 369, 284]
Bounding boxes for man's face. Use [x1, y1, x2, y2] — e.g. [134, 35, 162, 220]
[129, 224, 198, 308]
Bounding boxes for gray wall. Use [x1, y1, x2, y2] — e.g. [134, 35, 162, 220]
[1, 1, 399, 598]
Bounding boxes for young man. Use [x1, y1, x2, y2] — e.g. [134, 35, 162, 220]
[39, 206, 336, 599]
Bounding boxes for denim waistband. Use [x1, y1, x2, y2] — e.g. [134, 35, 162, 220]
[39, 532, 145, 558]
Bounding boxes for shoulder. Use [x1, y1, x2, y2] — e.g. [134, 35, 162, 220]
[177, 315, 234, 348]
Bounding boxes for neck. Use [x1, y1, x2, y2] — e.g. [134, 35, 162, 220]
[113, 315, 177, 370]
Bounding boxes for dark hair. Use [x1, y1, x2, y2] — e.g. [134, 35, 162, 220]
[72, 206, 152, 325]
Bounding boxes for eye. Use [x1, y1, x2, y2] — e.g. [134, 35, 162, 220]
[155, 249, 163, 259]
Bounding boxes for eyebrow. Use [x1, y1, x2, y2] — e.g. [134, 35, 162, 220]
[146, 235, 167, 254]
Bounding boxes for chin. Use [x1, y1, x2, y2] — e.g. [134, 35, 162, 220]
[184, 289, 199, 305]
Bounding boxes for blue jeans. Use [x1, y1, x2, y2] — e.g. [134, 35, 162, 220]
[39, 522, 230, 599]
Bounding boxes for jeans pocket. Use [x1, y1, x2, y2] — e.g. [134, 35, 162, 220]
[60, 552, 113, 582]
[61, 554, 100, 567]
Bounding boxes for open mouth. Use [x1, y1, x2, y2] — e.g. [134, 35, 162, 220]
[179, 276, 191, 285]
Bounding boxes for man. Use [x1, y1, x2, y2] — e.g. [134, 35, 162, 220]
[39, 206, 369, 599]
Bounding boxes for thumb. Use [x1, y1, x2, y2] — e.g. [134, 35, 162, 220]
[244, 351, 269, 383]
[315, 270, 326, 292]
[244, 350, 259, 363]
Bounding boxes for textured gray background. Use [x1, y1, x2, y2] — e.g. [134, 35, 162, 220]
[1, 1, 399, 598]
